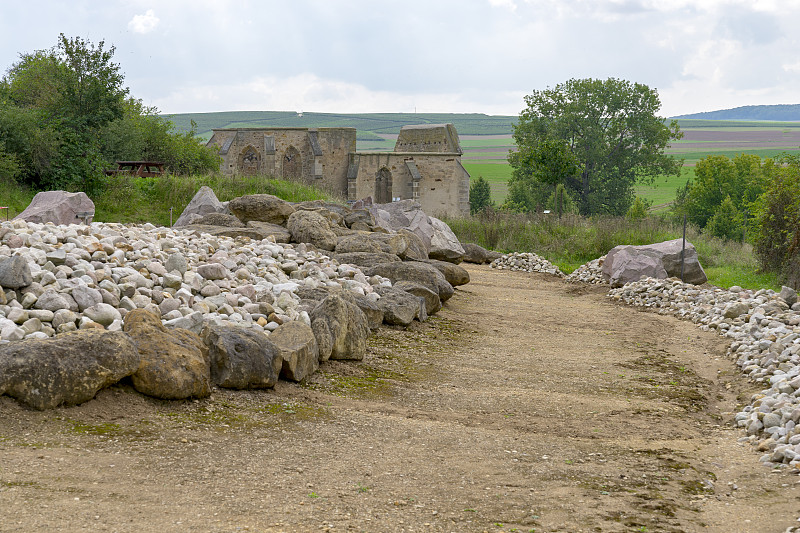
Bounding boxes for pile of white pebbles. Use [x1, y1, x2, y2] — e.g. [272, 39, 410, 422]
[0, 219, 389, 343]
[490, 251, 564, 277]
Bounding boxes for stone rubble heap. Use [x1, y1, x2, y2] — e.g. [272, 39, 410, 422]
[0, 219, 386, 341]
[490, 252, 564, 277]
[565, 256, 606, 284]
[608, 276, 800, 470]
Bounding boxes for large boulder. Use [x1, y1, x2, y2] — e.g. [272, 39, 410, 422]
[173, 186, 230, 227]
[228, 194, 296, 225]
[0, 330, 140, 410]
[201, 323, 282, 389]
[426, 259, 470, 287]
[286, 210, 338, 251]
[365, 262, 454, 304]
[310, 293, 370, 361]
[374, 286, 426, 326]
[368, 200, 435, 250]
[428, 217, 465, 263]
[461, 242, 502, 264]
[123, 309, 211, 400]
[268, 321, 320, 382]
[334, 252, 401, 269]
[15, 191, 95, 226]
[0, 255, 32, 289]
[194, 213, 245, 227]
[335, 233, 412, 258]
[393, 280, 441, 315]
[246, 221, 292, 243]
[602, 239, 707, 287]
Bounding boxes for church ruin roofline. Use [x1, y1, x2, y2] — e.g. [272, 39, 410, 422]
[354, 151, 464, 156]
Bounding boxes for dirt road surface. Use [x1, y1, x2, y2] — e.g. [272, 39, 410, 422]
[2, 265, 799, 532]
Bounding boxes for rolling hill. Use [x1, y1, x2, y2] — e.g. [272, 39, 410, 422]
[673, 104, 800, 122]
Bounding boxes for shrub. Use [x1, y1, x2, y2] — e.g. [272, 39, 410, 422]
[469, 176, 493, 215]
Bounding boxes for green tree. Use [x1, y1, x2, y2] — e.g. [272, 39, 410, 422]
[680, 153, 772, 232]
[469, 176, 493, 214]
[705, 196, 742, 240]
[626, 196, 652, 220]
[754, 154, 800, 287]
[510, 78, 682, 216]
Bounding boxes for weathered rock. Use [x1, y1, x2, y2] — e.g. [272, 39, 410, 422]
[286, 210, 338, 251]
[603, 247, 668, 288]
[165, 253, 188, 275]
[334, 252, 401, 268]
[461, 242, 502, 264]
[427, 259, 470, 287]
[228, 194, 295, 225]
[246, 221, 292, 243]
[398, 229, 429, 261]
[123, 309, 210, 400]
[352, 293, 384, 330]
[375, 286, 425, 326]
[83, 303, 122, 326]
[393, 280, 441, 315]
[201, 323, 282, 389]
[335, 233, 383, 254]
[428, 217, 465, 263]
[173, 186, 230, 227]
[195, 212, 245, 227]
[365, 262, 454, 302]
[185, 225, 276, 241]
[0, 330, 140, 410]
[198, 263, 229, 281]
[603, 239, 707, 287]
[368, 200, 435, 249]
[268, 321, 320, 382]
[780, 286, 798, 307]
[0, 255, 32, 289]
[310, 293, 369, 361]
[724, 301, 750, 319]
[34, 289, 71, 312]
[14, 190, 95, 226]
[344, 209, 375, 229]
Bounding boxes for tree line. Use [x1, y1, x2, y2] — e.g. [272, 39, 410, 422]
[0, 34, 219, 194]
[469, 77, 800, 287]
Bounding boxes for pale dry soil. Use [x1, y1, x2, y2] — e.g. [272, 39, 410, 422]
[1, 265, 799, 533]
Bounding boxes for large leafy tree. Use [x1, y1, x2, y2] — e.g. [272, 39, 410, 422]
[0, 35, 218, 190]
[509, 78, 683, 216]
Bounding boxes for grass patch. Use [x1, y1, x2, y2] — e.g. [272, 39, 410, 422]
[93, 172, 336, 226]
[444, 211, 780, 290]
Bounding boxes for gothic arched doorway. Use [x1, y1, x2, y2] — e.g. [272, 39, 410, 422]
[283, 146, 302, 181]
[375, 167, 392, 204]
[238, 146, 261, 175]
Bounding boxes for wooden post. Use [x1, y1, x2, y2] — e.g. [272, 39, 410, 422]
[680, 214, 687, 283]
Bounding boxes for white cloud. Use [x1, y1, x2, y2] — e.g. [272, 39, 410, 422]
[128, 9, 159, 34]
[149, 73, 521, 115]
[488, 0, 518, 11]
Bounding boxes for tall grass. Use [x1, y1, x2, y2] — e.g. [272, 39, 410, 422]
[94, 173, 337, 226]
[443, 210, 780, 290]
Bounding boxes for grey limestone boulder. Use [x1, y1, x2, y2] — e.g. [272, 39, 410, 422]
[428, 217, 465, 263]
[287, 209, 338, 251]
[368, 200, 434, 250]
[426, 259, 470, 287]
[310, 293, 370, 361]
[375, 286, 426, 326]
[173, 186, 230, 227]
[123, 309, 211, 400]
[365, 261, 454, 304]
[195, 212, 245, 227]
[246, 221, 292, 243]
[0, 255, 32, 289]
[0, 330, 140, 410]
[268, 321, 320, 382]
[201, 323, 282, 389]
[461, 242, 502, 264]
[334, 251, 401, 269]
[228, 194, 295, 225]
[15, 190, 95, 226]
[393, 280, 441, 315]
[603, 247, 668, 288]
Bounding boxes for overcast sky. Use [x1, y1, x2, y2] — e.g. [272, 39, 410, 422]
[2, 0, 799, 118]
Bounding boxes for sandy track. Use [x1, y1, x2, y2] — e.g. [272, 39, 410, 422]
[1, 264, 798, 532]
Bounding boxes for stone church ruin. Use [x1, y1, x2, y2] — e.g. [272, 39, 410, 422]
[207, 124, 470, 217]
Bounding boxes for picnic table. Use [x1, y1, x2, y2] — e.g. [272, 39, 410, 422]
[105, 161, 165, 177]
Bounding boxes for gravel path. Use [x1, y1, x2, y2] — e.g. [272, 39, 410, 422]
[1, 265, 798, 532]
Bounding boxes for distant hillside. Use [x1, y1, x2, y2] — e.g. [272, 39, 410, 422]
[163, 111, 517, 139]
[673, 104, 800, 122]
